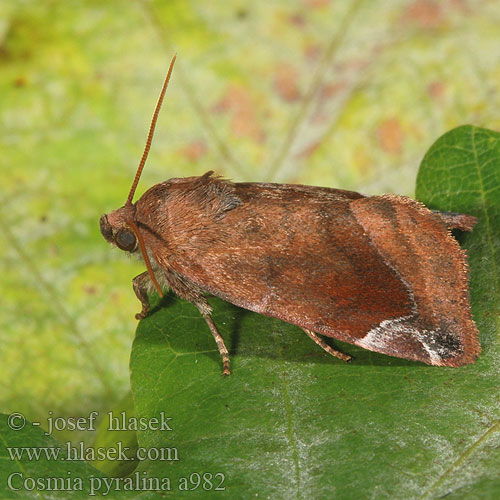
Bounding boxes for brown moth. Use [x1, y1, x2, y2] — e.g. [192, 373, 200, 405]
[100, 56, 480, 375]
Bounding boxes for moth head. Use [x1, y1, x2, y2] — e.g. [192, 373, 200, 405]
[99, 208, 138, 253]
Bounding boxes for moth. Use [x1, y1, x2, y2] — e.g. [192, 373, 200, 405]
[100, 56, 480, 375]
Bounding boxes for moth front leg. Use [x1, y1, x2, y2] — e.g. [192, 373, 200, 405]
[133, 271, 151, 320]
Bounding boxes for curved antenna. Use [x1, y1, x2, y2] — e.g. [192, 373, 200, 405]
[126, 54, 176, 206]
[124, 56, 176, 299]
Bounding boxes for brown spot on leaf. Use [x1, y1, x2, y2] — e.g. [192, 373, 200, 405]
[401, 0, 444, 29]
[449, 0, 469, 12]
[427, 81, 446, 101]
[289, 13, 306, 27]
[84, 285, 97, 295]
[214, 85, 265, 142]
[304, 0, 331, 7]
[319, 82, 345, 101]
[377, 118, 404, 155]
[13, 76, 27, 87]
[273, 64, 301, 102]
[304, 43, 322, 62]
[179, 140, 207, 162]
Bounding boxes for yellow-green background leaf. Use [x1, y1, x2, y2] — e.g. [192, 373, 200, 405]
[1, 1, 500, 498]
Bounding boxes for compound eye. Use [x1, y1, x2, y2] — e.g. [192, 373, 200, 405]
[115, 228, 137, 252]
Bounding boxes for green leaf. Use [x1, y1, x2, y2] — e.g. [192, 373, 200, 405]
[415, 125, 500, 498]
[89, 393, 139, 478]
[0, 413, 135, 499]
[130, 125, 500, 499]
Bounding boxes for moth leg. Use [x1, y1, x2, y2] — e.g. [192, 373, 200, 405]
[301, 328, 352, 362]
[201, 312, 231, 376]
[132, 272, 151, 320]
[163, 267, 231, 375]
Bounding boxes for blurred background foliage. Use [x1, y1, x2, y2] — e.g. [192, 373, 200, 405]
[1, 0, 500, 444]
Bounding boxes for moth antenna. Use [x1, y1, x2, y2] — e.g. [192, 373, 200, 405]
[128, 220, 164, 298]
[126, 54, 177, 206]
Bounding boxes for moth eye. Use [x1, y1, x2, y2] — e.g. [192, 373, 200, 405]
[115, 228, 137, 252]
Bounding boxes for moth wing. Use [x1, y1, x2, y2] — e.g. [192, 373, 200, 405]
[350, 195, 480, 366]
[151, 180, 479, 366]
